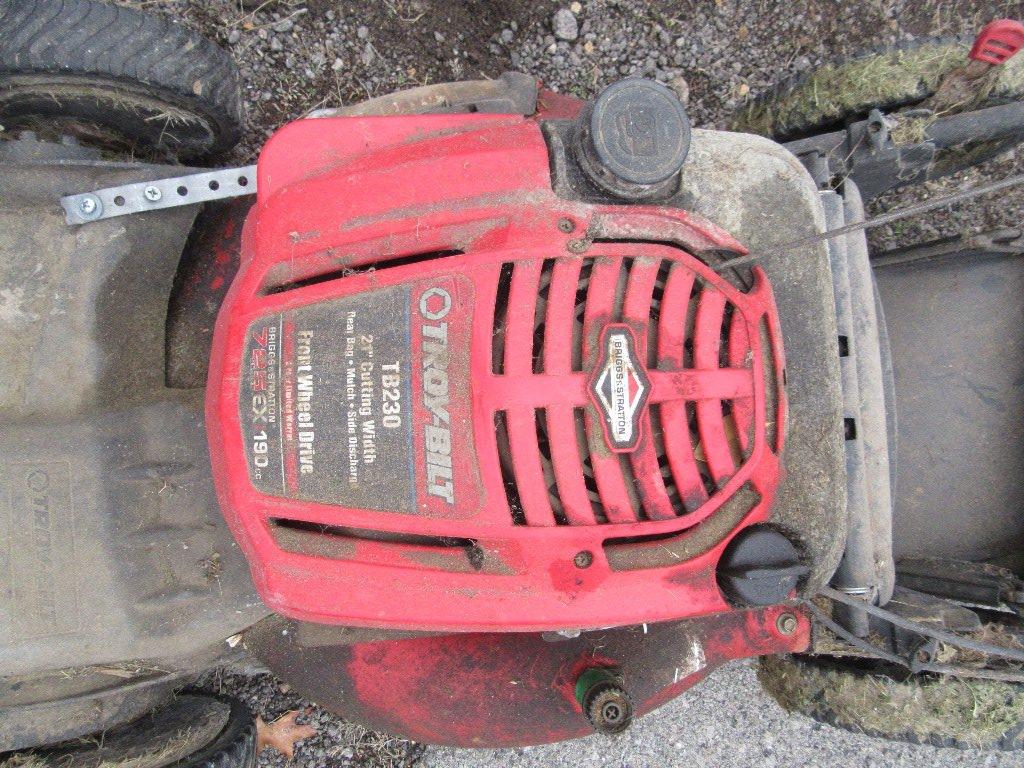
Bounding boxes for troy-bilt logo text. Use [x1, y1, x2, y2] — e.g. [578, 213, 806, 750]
[419, 287, 455, 504]
[589, 324, 651, 452]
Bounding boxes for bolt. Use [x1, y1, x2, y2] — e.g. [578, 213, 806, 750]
[144, 185, 162, 202]
[594, 695, 629, 732]
[566, 238, 590, 254]
[557, 217, 575, 233]
[575, 668, 634, 735]
[775, 612, 799, 636]
[573, 550, 593, 569]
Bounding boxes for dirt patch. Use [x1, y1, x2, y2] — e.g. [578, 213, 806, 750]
[298, 0, 555, 73]
[123, 0, 556, 160]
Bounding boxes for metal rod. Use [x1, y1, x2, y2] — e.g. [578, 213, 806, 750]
[820, 585, 1024, 663]
[714, 172, 1024, 271]
[803, 600, 907, 667]
[806, 597, 1024, 682]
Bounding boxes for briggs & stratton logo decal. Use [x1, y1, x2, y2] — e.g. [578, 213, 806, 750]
[589, 324, 651, 452]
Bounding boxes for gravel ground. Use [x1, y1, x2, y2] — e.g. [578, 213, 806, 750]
[120, 0, 1024, 765]
[425, 662, 1023, 768]
[201, 660, 1024, 768]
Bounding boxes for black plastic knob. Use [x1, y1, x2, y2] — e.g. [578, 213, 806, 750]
[716, 525, 809, 607]
[574, 78, 691, 200]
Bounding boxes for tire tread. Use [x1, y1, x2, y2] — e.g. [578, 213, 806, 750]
[732, 35, 969, 139]
[0, 0, 242, 156]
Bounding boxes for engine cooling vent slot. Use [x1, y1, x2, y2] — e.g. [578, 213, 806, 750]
[262, 249, 464, 295]
[268, 519, 489, 573]
[490, 255, 756, 527]
[759, 318, 782, 452]
[494, 410, 527, 526]
[603, 482, 762, 571]
[491, 262, 515, 374]
[589, 237, 755, 292]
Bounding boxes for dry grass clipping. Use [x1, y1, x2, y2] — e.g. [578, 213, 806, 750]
[734, 40, 1024, 137]
[761, 655, 1024, 748]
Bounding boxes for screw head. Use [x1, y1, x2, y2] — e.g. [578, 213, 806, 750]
[585, 684, 634, 735]
[573, 550, 594, 569]
[775, 612, 799, 636]
[557, 217, 575, 233]
[144, 185, 162, 202]
[77, 195, 102, 220]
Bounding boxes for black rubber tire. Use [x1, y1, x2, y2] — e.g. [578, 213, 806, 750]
[760, 654, 1024, 751]
[14, 694, 257, 768]
[0, 0, 242, 161]
[165, 696, 257, 768]
[731, 36, 1024, 141]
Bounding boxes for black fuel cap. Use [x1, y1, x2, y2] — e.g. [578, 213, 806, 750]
[575, 78, 691, 199]
[716, 525, 809, 607]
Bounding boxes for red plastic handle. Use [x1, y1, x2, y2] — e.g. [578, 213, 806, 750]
[970, 19, 1024, 65]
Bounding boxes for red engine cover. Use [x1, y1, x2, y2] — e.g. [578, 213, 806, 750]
[207, 112, 787, 632]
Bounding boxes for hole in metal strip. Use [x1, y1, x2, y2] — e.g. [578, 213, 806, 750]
[844, 417, 858, 441]
[838, 334, 850, 357]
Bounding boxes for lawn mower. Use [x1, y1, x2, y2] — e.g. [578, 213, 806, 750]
[2, 0, 1024, 762]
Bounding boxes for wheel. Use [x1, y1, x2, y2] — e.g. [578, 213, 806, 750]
[0, 0, 242, 161]
[732, 37, 1024, 140]
[759, 654, 1024, 751]
[8, 694, 257, 767]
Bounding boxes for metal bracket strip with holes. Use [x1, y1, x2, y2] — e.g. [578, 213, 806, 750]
[61, 165, 257, 225]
